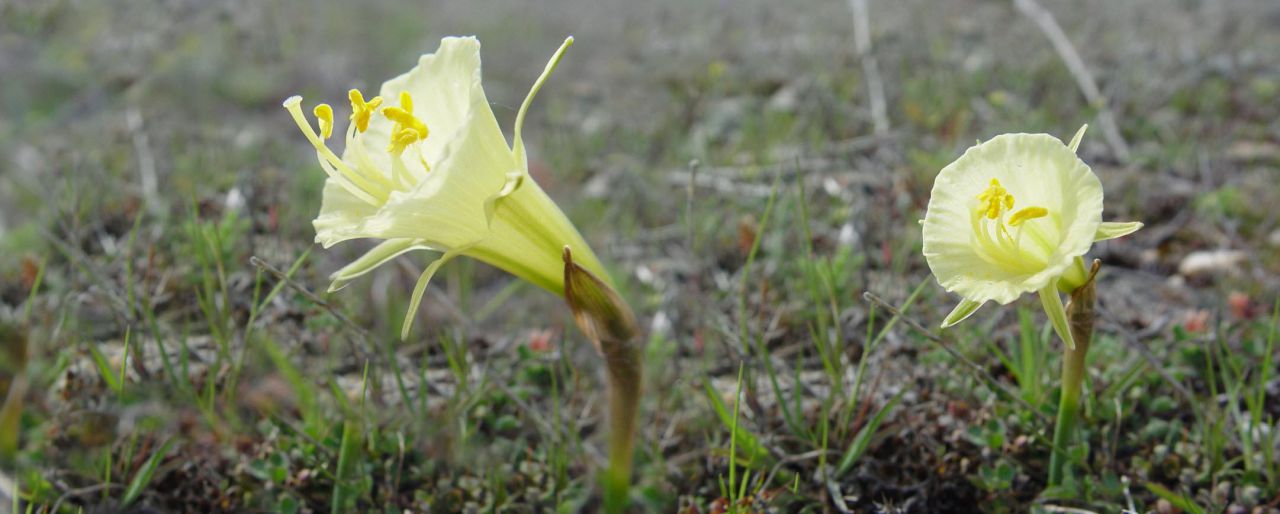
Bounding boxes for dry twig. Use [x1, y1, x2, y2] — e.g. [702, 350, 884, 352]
[249, 255, 373, 365]
[862, 291, 1051, 424]
[1013, 0, 1131, 162]
[849, 0, 889, 136]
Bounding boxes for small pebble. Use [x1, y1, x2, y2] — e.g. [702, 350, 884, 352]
[1178, 249, 1247, 277]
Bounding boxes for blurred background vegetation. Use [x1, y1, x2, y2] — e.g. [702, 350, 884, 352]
[1, 0, 1279, 512]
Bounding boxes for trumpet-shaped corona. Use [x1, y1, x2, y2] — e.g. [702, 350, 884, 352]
[283, 36, 609, 339]
[922, 127, 1143, 343]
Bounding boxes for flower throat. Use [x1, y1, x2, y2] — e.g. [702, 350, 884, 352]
[970, 178, 1054, 273]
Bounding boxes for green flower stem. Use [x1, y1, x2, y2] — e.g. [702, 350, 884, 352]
[1048, 260, 1099, 486]
[1049, 330, 1088, 485]
[602, 343, 642, 513]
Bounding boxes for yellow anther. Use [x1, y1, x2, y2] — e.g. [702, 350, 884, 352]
[382, 108, 428, 135]
[976, 178, 1015, 219]
[348, 89, 383, 133]
[313, 103, 334, 139]
[398, 91, 413, 113]
[382, 92, 429, 154]
[1007, 206, 1048, 227]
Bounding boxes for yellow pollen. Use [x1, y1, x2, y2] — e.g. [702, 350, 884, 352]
[348, 89, 383, 133]
[313, 104, 334, 139]
[1007, 206, 1048, 227]
[382, 91, 429, 154]
[976, 178, 1015, 219]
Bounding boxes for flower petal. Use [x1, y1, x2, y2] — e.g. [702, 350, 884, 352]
[401, 243, 475, 340]
[353, 92, 517, 250]
[941, 299, 985, 328]
[513, 36, 574, 169]
[1094, 221, 1143, 241]
[344, 37, 489, 178]
[313, 177, 381, 248]
[1038, 285, 1075, 350]
[1067, 124, 1088, 153]
[328, 238, 434, 293]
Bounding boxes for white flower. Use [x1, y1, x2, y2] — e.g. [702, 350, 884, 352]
[922, 126, 1142, 346]
[283, 36, 610, 339]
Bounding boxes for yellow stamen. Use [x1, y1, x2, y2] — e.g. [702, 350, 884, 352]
[398, 91, 413, 113]
[382, 92, 429, 154]
[966, 177, 1055, 273]
[313, 104, 334, 139]
[1008, 206, 1049, 227]
[282, 96, 386, 206]
[348, 89, 383, 133]
[976, 178, 1014, 219]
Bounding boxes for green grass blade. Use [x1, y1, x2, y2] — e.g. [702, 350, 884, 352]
[837, 389, 903, 476]
[330, 419, 363, 514]
[704, 375, 769, 469]
[1145, 482, 1205, 514]
[122, 437, 176, 506]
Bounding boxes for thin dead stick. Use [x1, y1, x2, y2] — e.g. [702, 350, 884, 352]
[126, 108, 161, 215]
[49, 483, 124, 514]
[1013, 0, 1130, 162]
[849, 0, 889, 135]
[249, 255, 372, 353]
[862, 291, 1050, 424]
[685, 158, 700, 254]
[1098, 308, 1196, 403]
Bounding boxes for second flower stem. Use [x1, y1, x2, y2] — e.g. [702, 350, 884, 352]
[601, 344, 642, 514]
[1048, 331, 1089, 485]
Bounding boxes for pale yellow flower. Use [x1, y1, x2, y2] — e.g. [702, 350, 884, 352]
[922, 126, 1142, 346]
[283, 36, 610, 338]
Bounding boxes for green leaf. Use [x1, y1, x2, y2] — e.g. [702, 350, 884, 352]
[87, 344, 122, 394]
[1145, 482, 1206, 514]
[122, 437, 176, 506]
[837, 390, 903, 475]
[330, 419, 363, 514]
[703, 381, 770, 469]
